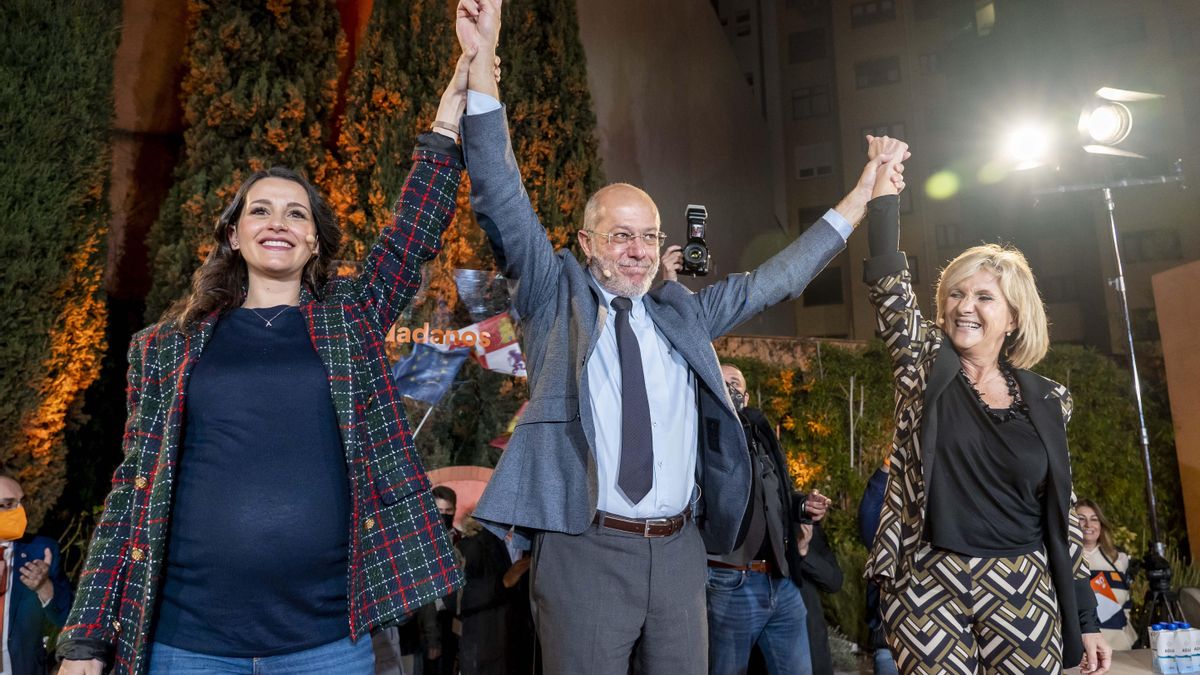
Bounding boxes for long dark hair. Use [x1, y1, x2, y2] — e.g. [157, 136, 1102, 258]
[161, 167, 341, 329]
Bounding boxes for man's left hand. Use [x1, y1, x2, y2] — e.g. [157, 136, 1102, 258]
[19, 547, 54, 602]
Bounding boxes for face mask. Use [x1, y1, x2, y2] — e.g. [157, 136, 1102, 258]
[726, 383, 746, 411]
[441, 513, 455, 531]
[0, 506, 27, 541]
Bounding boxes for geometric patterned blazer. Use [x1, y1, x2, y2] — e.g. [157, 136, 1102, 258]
[56, 137, 465, 674]
[860, 195, 1096, 667]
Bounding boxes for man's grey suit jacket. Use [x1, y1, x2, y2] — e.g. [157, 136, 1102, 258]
[461, 106, 846, 555]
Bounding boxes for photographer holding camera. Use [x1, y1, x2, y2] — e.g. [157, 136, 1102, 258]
[700, 363, 834, 675]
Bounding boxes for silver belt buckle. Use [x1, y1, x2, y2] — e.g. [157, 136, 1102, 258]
[643, 517, 672, 537]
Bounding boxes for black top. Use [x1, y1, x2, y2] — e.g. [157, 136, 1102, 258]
[714, 410, 790, 576]
[926, 374, 1048, 557]
[154, 306, 351, 657]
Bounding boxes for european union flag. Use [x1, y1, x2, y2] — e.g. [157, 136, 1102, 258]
[391, 343, 471, 406]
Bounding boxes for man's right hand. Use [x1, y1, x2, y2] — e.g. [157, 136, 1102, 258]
[58, 660, 104, 675]
[660, 245, 683, 282]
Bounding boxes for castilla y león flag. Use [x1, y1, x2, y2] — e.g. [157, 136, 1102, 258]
[459, 311, 526, 378]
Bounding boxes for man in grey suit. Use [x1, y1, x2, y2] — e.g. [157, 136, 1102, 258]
[453, 3, 905, 673]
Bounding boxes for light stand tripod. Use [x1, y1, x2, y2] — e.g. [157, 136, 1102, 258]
[1033, 162, 1186, 640]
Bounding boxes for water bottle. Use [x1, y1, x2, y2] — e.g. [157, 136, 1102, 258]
[1181, 624, 1199, 674]
[1157, 624, 1179, 675]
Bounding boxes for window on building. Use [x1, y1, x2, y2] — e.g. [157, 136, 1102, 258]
[935, 223, 959, 249]
[1041, 276, 1079, 303]
[788, 28, 827, 63]
[925, 106, 950, 133]
[855, 56, 901, 89]
[736, 10, 752, 36]
[787, 0, 830, 12]
[1088, 15, 1146, 46]
[913, 0, 943, 21]
[791, 85, 831, 119]
[851, 0, 896, 28]
[860, 122, 907, 152]
[798, 207, 828, 230]
[803, 266, 844, 306]
[906, 255, 921, 284]
[1132, 308, 1161, 341]
[1170, 17, 1200, 57]
[1121, 229, 1183, 263]
[918, 52, 940, 75]
[794, 142, 834, 180]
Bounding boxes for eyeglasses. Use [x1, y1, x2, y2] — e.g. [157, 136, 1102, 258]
[0, 499, 20, 512]
[584, 230, 668, 248]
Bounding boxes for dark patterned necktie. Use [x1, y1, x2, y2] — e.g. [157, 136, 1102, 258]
[610, 297, 654, 504]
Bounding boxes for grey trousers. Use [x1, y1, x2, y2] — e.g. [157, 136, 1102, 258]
[530, 519, 708, 675]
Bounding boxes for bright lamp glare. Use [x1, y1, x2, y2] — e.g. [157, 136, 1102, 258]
[1079, 102, 1132, 146]
[1001, 123, 1053, 170]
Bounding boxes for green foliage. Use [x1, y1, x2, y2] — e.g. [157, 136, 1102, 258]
[1039, 344, 1184, 547]
[412, 0, 604, 468]
[499, 0, 604, 251]
[144, 0, 344, 320]
[0, 0, 118, 528]
[722, 339, 1183, 645]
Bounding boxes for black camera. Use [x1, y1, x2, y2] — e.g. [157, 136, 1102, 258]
[680, 204, 711, 276]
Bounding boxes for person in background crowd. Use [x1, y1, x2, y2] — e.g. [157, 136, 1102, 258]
[428, 485, 462, 675]
[0, 476, 73, 675]
[1077, 499, 1137, 651]
[796, 520, 843, 675]
[704, 363, 831, 675]
[861, 134, 1111, 674]
[57, 53, 471, 675]
[858, 462, 899, 675]
[457, 518, 515, 675]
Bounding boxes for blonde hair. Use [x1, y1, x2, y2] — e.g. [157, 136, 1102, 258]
[934, 243, 1049, 370]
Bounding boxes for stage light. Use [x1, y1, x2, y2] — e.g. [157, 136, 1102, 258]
[1000, 122, 1054, 170]
[1078, 86, 1163, 159]
[1080, 102, 1131, 146]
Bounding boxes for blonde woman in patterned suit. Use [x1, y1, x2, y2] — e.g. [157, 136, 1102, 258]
[860, 135, 1111, 675]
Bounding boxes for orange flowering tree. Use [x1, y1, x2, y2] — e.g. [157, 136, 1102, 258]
[0, 0, 119, 529]
[144, 0, 345, 320]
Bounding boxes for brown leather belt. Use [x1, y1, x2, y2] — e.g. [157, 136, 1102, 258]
[707, 559, 774, 574]
[593, 506, 692, 537]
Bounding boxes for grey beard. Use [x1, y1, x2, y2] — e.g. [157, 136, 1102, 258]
[588, 256, 658, 297]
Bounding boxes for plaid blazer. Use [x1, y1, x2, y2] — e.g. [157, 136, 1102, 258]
[860, 195, 1094, 665]
[57, 138, 465, 674]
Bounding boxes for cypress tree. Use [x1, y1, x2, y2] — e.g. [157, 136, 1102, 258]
[416, 0, 606, 468]
[500, 0, 604, 250]
[0, 0, 120, 528]
[144, 0, 345, 320]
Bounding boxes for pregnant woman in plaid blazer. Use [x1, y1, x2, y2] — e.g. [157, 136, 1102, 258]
[56, 54, 474, 675]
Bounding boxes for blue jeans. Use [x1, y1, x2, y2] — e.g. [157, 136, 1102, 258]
[706, 568, 812, 675]
[873, 646, 899, 675]
[148, 636, 374, 674]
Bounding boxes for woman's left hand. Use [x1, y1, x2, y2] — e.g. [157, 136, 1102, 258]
[433, 53, 473, 134]
[1079, 632, 1112, 675]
